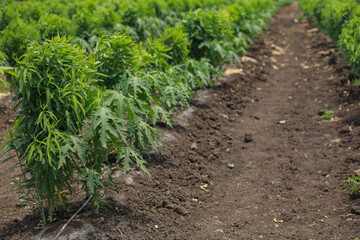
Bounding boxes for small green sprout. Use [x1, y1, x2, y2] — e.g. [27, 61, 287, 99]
[320, 110, 334, 120]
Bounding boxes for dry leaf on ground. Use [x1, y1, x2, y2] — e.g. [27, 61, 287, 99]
[224, 69, 245, 76]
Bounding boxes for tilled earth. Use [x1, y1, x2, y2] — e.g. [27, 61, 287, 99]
[1, 2, 360, 240]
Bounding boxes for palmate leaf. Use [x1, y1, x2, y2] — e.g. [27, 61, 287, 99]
[151, 105, 171, 126]
[81, 168, 102, 194]
[163, 85, 180, 108]
[126, 75, 153, 100]
[79, 168, 103, 212]
[117, 146, 149, 175]
[180, 59, 203, 88]
[183, 71, 202, 89]
[180, 58, 216, 89]
[86, 104, 127, 148]
[135, 120, 159, 150]
[159, 69, 191, 107]
[104, 90, 126, 111]
[59, 135, 88, 168]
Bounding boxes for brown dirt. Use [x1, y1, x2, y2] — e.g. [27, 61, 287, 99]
[1, 2, 360, 239]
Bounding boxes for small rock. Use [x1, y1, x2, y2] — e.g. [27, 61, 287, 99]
[125, 177, 133, 185]
[350, 207, 360, 215]
[227, 163, 235, 169]
[244, 134, 252, 143]
[173, 205, 188, 216]
[330, 138, 341, 143]
[191, 142, 198, 150]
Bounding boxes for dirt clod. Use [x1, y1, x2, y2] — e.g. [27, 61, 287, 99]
[244, 134, 253, 143]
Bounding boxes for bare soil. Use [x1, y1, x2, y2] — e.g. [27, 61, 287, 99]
[1, 2, 360, 239]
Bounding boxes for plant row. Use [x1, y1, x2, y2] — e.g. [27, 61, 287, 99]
[2, 0, 293, 224]
[299, 0, 360, 76]
[1, 0, 288, 66]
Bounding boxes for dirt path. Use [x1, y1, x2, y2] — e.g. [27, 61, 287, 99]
[1, 2, 360, 240]
[191, 3, 360, 239]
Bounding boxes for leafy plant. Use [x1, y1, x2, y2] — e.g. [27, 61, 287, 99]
[346, 175, 360, 194]
[145, 37, 172, 70]
[92, 33, 136, 89]
[296, 14, 305, 22]
[0, 0, 291, 66]
[159, 25, 190, 65]
[182, 9, 238, 66]
[299, 0, 360, 76]
[320, 110, 334, 120]
[0, 51, 13, 94]
[92, 33, 190, 109]
[180, 58, 217, 88]
[339, 13, 360, 77]
[0, 18, 40, 65]
[3, 36, 98, 223]
[320, 1, 356, 40]
[352, 79, 360, 86]
[37, 14, 75, 40]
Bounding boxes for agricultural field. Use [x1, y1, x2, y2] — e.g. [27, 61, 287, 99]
[0, 0, 360, 239]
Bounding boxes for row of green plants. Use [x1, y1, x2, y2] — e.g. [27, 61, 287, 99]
[299, 0, 360, 76]
[1, 0, 293, 224]
[0, 0, 287, 66]
[299, 0, 360, 194]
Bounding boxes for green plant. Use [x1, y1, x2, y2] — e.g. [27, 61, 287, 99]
[345, 175, 360, 194]
[145, 37, 172, 70]
[0, 67, 11, 94]
[0, 18, 40, 65]
[159, 25, 190, 65]
[37, 13, 75, 40]
[0, 51, 13, 94]
[180, 58, 216, 89]
[92, 33, 136, 89]
[352, 79, 360, 86]
[299, 0, 360, 77]
[320, 1, 356, 40]
[339, 12, 360, 77]
[182, 9, 239, 66]
[320, 110, 334, 120]
[296, 14, 305, 22]
[92, 33, 190, 109]
[3, 37, 99, 223]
